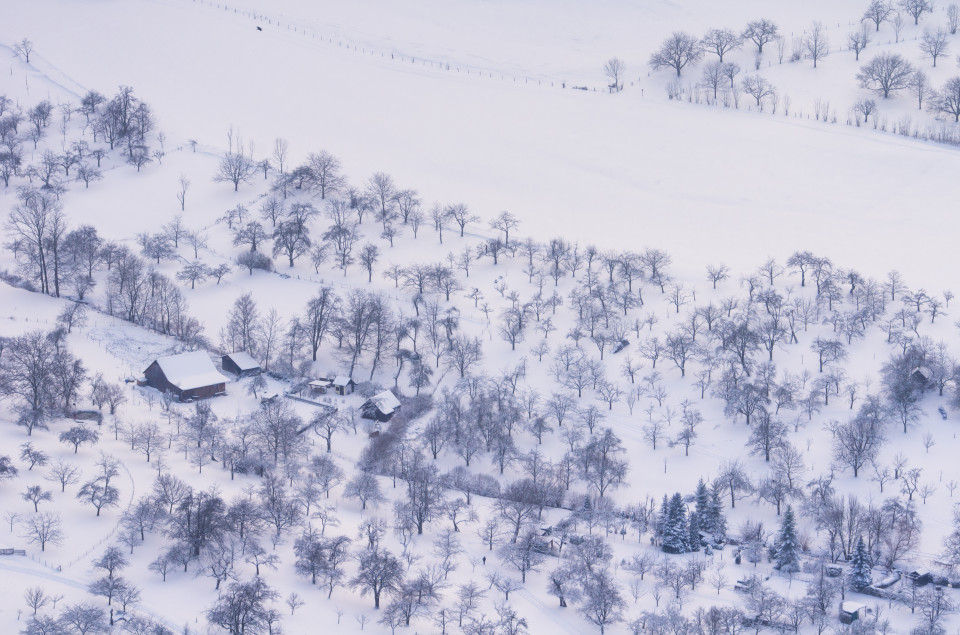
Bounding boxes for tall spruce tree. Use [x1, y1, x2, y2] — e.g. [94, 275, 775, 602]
[687, 507, 702, 552]
[705, 483, 727, 542]
[694, 479, 710, 527]
[662, 493, 688, 553]
[774, 506, 801, 572]
[655, 494, 670, 547]
[849, 535, 872, 590]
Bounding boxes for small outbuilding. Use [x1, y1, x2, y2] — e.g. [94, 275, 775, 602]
[308, 378, 333, 396]
[333, 376, 355, 396]
[839, 602, 868, 624]
[221, 352, 261, 378]
[143, 351, 229, 401]
[361, 390, 402, 422]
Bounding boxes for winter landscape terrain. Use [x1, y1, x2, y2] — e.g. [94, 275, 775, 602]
[2, 0, 960, 633]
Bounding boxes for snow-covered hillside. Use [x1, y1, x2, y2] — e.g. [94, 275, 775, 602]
[1, 1, 960, 634]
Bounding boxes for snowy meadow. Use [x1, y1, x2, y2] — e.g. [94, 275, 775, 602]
[1, 0, 960, 634]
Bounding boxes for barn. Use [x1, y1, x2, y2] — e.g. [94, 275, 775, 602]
[360, 390, 402, 422]
[221, 352, 261, 378]
[143, 351, 229, 401]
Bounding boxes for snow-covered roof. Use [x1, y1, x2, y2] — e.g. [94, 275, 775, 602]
[369, 390, 401, 415]
[333, 375, 354, 386]
[309, 380, 332, 387]
[841, 602, 866, 613]
[223, 351, 260, 371]
[152, 351, 229, 390]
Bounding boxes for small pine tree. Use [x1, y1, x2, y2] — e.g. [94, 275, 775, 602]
[849, 535, 872, 590]
[774, 506, 801, 572]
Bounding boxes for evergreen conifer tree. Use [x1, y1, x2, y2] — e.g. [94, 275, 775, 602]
[655, 494, 669, 546]
[694, 479, 710, 531]
[687, 506, 702, 552]
[662, 492, 688, 553]
[774, 505, 801, 572]
[849, 535, 872, 590]
[706, 483, 727, 542]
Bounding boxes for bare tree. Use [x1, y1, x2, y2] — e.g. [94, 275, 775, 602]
[909, 69, 931, 109]
[214, 150, 255, 191]
[649, 32, 703, 76]
[741, 75, 775, 108]
[804, 21, 830, 68]
[930, 77, 960, 121]
[603, 57, 626, 91]
[307, 150, 346, 199]
[21, 512, 63, 551]
[701, 61, 725, 99]
[919, 27, 949, 67]
[176, 174, 190, 211]
[14, 38, 34, 63]
[863, 0, 894, 30]
[848, 24, 871, 61]
[892, 11, 906, 41]
[949, 3, 960, 33]
[858, 53, 915, 97]
[742, 19, 779, 54]
[701, 28, 742, 62]
[900, 0, 933, 24]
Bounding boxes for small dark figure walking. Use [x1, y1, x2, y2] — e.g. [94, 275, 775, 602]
[482, 556, 487, 565]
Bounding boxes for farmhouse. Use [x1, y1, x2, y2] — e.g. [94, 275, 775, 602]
[221, 351, 261, 378]
[143, 351, 229, 401]
[360, 389, 402, 422]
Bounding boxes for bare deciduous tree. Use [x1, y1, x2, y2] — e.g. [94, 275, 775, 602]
[649, 32, 703, 76]
[919, 27, 949, 67]
[603, 57, 626, 91]
[742, 19, 779, 54]
[900, 0, 933, 24]
[857, 53, 915, 98]
[803, 21, 830, 68]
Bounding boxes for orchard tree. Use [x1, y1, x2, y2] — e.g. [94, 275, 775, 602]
[919, 27, 949, 66]
[14, 38, 34, 63]
[214, 150, 255, 191]
[931, 77, 960, 121]
[701, 28, 742, 62]
[742, 19, 779, 54]
[864, 0, 894, 30]
[741, 75, 775, 108]
[649, 32, 703, 76]
[603, 57, 626, 91]
[857, 53, 913, 99]
[207, 577, 279, 634]
[803, 22, 830, 68]
[848, 24, 871, 60]
[900, 0, 933, 24]
[351, 548, 404, 609]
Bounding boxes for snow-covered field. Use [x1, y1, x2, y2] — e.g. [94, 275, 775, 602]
[1, 0, 960, 633]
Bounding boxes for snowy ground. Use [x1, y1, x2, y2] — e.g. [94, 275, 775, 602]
[2, 0, 960, 634]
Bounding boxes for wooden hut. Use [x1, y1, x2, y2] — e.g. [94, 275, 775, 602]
[221, 352, 261, 378]
[143, 351, 228, 401]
